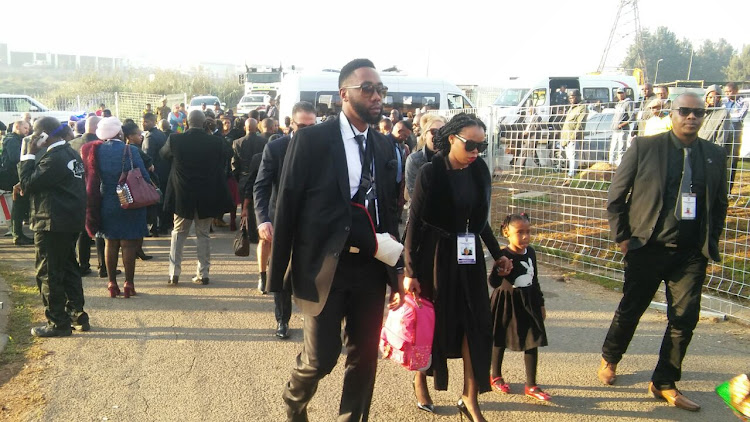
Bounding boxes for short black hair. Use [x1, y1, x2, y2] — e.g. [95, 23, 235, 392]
[338, 58, 375, 88]
[433, 113, 486, 154]
[394, 120, 412, 132]
[122, 121, 140, 137]
[143, 112, 156, 122]
[249, 110, 260, 120]
[291, 101, 316, 115]
[501, 213, 530, 236]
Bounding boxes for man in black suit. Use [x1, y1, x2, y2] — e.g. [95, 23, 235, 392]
[232, 118, 267, 250]
[250, 101, 317, 339]
[141, 112, 170, 235]
[598, 93, 728, 412]
[160, 110, 231, 285]
[269, 59, 403, 421]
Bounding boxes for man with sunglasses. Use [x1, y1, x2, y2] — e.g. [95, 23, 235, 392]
[268, 59, 401, 421]
[249, 101, 317, 340]
[600, 93, 728, 412]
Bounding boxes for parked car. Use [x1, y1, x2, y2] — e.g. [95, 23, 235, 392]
[236, 93, 269, 115]
[0, 94, 71, 125]
[579, 109, 616, 167]
[187, 95, 224, 113]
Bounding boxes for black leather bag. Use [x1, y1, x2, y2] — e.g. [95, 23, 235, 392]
[234, 218, 251, 257]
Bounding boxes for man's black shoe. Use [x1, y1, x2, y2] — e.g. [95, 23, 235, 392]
[31, 325, 72, 337]
[168, 276, 179, 286]
[3, 231, 12, 237]
[71, 312, 91, 332]
[13, 236, 33, 246]
[276, 322, 289, 339]
[192, 276, 209, 285]
[80, 267, 93, 277]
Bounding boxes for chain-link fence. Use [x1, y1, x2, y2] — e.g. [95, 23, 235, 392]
[431, 99, 750, 322]
[37, 92, 186, 122]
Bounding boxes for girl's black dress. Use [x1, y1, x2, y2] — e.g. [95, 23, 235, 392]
[489, 246, 547, 351]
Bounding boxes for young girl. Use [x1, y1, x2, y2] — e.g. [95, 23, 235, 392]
[489, 213, 550, 401]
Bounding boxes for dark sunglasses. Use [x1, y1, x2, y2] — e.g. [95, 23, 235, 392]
[428, 128, 440, 137]
[293, 122, 313, 130]
[674, 107, 706, 118]
[342, 82, 388, 97]
[454, 134, 488, 153]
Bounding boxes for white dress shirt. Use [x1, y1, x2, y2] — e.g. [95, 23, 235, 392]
[339, 111, 368, 199]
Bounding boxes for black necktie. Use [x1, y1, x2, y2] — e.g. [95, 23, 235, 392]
[675, 147, 692, 220]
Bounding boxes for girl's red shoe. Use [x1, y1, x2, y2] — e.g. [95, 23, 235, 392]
[524, 385, 551, 401]
[491, 376, 511, 394]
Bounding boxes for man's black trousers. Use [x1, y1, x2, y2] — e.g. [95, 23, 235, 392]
[35, 231, 86, 329]
[283, 253, 387, 422]
[602, 244, 707, 389]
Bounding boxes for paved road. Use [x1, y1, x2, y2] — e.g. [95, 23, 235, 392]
[0, 226, 747, 421]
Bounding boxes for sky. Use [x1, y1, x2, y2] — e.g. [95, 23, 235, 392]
[1, 0, 748, 86]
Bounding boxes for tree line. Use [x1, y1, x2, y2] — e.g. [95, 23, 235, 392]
[622, 26, 750, 83]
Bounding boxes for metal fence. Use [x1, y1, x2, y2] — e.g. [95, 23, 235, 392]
[37, 92, 186, 123]
[432, 102, 750, 322]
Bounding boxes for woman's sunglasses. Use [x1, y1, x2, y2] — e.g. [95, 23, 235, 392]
[428, 128, 440, 137]
[454, 134, 488, 153]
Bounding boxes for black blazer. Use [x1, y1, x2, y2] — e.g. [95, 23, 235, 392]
[607, 131, 728, 261]
[268, 117, 399, 316]
[253, 134, 291, 225]
[160, 128, 232, 219]
[142, 127, 170, 191]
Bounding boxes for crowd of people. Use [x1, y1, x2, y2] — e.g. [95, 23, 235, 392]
[503, 82, 748, 190]
[0, 57, 747, 421]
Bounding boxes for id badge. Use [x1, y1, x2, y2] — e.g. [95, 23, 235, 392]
[457, 233, 476, 265]
[681, 193, 697, 220]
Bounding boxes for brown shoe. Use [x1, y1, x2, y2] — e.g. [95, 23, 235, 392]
[648, 382, 701, 412]
[597, 358, 617, 385]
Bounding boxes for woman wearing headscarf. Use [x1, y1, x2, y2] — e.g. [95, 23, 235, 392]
[403, 113, 510, 422]
[92, 117, 151, 298]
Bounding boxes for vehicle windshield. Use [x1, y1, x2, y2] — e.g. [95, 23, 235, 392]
[493, 88, 529, 107]
[190, 97, 218, 106]
[241, 96, 265, 103]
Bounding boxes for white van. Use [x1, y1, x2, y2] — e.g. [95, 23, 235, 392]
[277, 72, 475, 125]
[0, 94, 71, 125]
[492, 74, 640, 121]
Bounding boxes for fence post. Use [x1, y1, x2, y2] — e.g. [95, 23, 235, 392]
[114, 92, 119, 118]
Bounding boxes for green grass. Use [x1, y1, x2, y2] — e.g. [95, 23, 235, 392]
[0, 263, 38, 366]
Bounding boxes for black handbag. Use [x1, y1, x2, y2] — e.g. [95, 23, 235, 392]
[233, 217, 251, 257]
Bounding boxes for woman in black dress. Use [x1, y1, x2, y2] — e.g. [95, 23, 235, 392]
[403, 113, 510, 422]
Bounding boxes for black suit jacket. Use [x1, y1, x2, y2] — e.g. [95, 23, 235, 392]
[232, 133, 267, 197]
[142, 127, 170, 191]
[160, 128, 232, 219]
[607, 131, 728, 262]
[253, 134, 291, 225]
[268, 117, 399, 316]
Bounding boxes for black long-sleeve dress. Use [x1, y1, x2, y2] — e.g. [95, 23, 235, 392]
[404, 152, 501, 393]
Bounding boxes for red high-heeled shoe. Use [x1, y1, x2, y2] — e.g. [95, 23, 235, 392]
[123, 282, 136, 298]
[107, 281, 120, 298]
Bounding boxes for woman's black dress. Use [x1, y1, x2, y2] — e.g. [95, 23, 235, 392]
[404, 153, 501, 393]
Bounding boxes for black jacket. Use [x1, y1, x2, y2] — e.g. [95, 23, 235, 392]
[607, 131, 728, 261]
[253, 135, 291, 225]
[0, 133, 23, 190]
[17, 142, 86, 232]
[160, 129, 232, 219]
[232, 133, 267, 196]
[142, 127, 169, 190]
[268, 117, 399, 316]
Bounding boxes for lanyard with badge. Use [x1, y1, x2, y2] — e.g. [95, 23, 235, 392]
[457, 219, 476, 264]
[681, 184, 697, 220]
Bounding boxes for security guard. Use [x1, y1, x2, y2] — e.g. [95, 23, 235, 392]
[18, 117, 89, 337]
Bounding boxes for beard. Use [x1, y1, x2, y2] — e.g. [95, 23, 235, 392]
[352, 100, 382, 125]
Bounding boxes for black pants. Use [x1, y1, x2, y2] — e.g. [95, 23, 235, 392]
[35, 231, 86, 329]
[283, 254, 387, 422]
[274, 286, 292, 324]
[602, 244, 707, 389]
[11, 194, 29, 239]
[77, 231, 91, 271]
